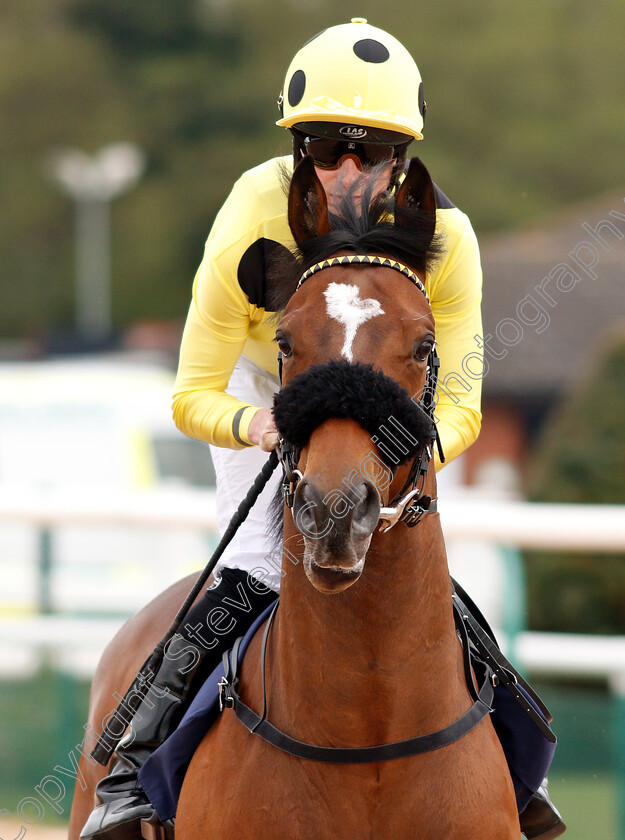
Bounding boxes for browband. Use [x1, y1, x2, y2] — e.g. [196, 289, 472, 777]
[297, 254, 428, 300]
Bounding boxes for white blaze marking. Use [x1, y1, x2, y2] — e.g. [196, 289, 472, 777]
[323, 283, 385, 362]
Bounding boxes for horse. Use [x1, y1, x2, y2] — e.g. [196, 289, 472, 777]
[175, 156, 520, 838]
[69, 155, 520, 840]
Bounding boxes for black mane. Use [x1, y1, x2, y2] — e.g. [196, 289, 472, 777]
[266, 162, 442, 314]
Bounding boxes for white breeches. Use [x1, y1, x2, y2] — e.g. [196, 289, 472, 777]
[209, 357, 283, 592]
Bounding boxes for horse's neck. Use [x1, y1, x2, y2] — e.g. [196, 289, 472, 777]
[267, 515, 466, 741]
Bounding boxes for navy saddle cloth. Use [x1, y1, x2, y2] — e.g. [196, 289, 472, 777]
[139, 601, 555, 821]
[139, 604, 273, 821]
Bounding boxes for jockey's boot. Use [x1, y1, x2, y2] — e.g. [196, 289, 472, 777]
[80, 568, 278, 840]
[519, 781, 566, 839]
[79, 634, 205, 840]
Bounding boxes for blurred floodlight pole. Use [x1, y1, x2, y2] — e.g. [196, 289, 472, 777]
[48, 143, 145, 341]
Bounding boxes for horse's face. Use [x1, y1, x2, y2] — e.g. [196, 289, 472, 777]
[274, 156, 438, 594]
[279, 269, 435, 593]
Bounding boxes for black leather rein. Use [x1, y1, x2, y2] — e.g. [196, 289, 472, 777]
[218, 601, 495, 764]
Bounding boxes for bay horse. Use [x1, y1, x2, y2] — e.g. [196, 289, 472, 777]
[69, 156, 520, 839]
[175, 157, 520, 838]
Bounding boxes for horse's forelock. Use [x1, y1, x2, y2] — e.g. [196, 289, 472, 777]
[267, 164, 441, 315]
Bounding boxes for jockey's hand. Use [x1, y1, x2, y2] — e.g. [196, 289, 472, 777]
[248, 408, 279, 452]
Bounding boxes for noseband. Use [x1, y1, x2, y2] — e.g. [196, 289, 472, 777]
[275, 254, 444, 531]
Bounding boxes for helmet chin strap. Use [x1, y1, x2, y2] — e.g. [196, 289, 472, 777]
[389, 147, 408, 190]
[291, 131, 306, 166]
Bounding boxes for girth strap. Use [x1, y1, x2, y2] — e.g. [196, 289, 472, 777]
[219, 602, 495, 764]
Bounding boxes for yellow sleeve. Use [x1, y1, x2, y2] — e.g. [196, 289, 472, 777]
[428, 210, 484, 469]
[172, 255, 257, 449]
[173, 158, 294, 450]
[172, 170, 270, 450]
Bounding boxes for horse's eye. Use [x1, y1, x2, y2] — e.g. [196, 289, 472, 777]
[276, 332, 293, 358]
[413, 337, 435, 362]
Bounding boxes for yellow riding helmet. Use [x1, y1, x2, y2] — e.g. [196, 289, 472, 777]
[277, 18, 426, 142]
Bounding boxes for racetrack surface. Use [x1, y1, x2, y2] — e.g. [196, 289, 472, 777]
[0, 820, 68, 839]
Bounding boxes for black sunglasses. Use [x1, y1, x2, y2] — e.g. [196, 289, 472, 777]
[300, 135, 400, 169]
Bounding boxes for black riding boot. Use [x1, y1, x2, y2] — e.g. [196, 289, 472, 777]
[79, 635, 205, 840]
[519, 780, 566, 839]
[80, 569, 277, 840]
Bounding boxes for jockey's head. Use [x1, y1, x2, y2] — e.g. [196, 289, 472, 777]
[276, 18, 426, 192]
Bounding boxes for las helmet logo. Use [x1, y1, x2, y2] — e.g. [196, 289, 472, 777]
[340, 125, 367, 139]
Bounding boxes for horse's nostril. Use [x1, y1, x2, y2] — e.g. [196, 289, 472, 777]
[294, 478, 333, 540]
[351, 480, 381, 535]
[295, 482, 314, 531]
[293, 476, 380, 542]
[355, 487, 371, 518]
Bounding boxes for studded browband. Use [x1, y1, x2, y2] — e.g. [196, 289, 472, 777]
[297, 254, 428, 299]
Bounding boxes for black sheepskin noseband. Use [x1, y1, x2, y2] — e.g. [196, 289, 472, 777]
[273, 359, 436, 468]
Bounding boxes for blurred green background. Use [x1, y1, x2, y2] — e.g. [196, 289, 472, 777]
[2, 0, 625, 338]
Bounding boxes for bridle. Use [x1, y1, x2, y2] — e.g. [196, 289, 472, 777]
[215, 257, 509, 768]
[276, 254, 445, 532]
[215, 256, 552, 770]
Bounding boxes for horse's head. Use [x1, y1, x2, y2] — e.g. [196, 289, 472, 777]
[273, 155, 440, 594]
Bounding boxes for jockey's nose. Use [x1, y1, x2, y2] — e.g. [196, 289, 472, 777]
[335, 154, 362, 183]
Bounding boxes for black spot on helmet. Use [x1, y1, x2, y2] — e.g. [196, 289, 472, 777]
[353, 38, 390, 64]
[288, 70, 306, 108]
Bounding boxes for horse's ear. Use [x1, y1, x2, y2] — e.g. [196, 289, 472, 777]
[394, 157, 436, 233]
[288, 155, 331, 246]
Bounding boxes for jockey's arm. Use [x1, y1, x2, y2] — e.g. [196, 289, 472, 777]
[173, 160, 291, 450]
[428, 207, 484, 471]
[172, 258, 256, 449]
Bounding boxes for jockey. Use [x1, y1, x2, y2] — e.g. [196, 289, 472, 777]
[80, 19, 564, 840]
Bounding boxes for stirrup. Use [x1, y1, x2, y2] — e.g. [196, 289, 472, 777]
[520, 783, 566, 839]
[141, 813, 175, 840]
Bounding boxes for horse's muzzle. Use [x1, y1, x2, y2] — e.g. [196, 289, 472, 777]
[293, 475, 380, 592]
